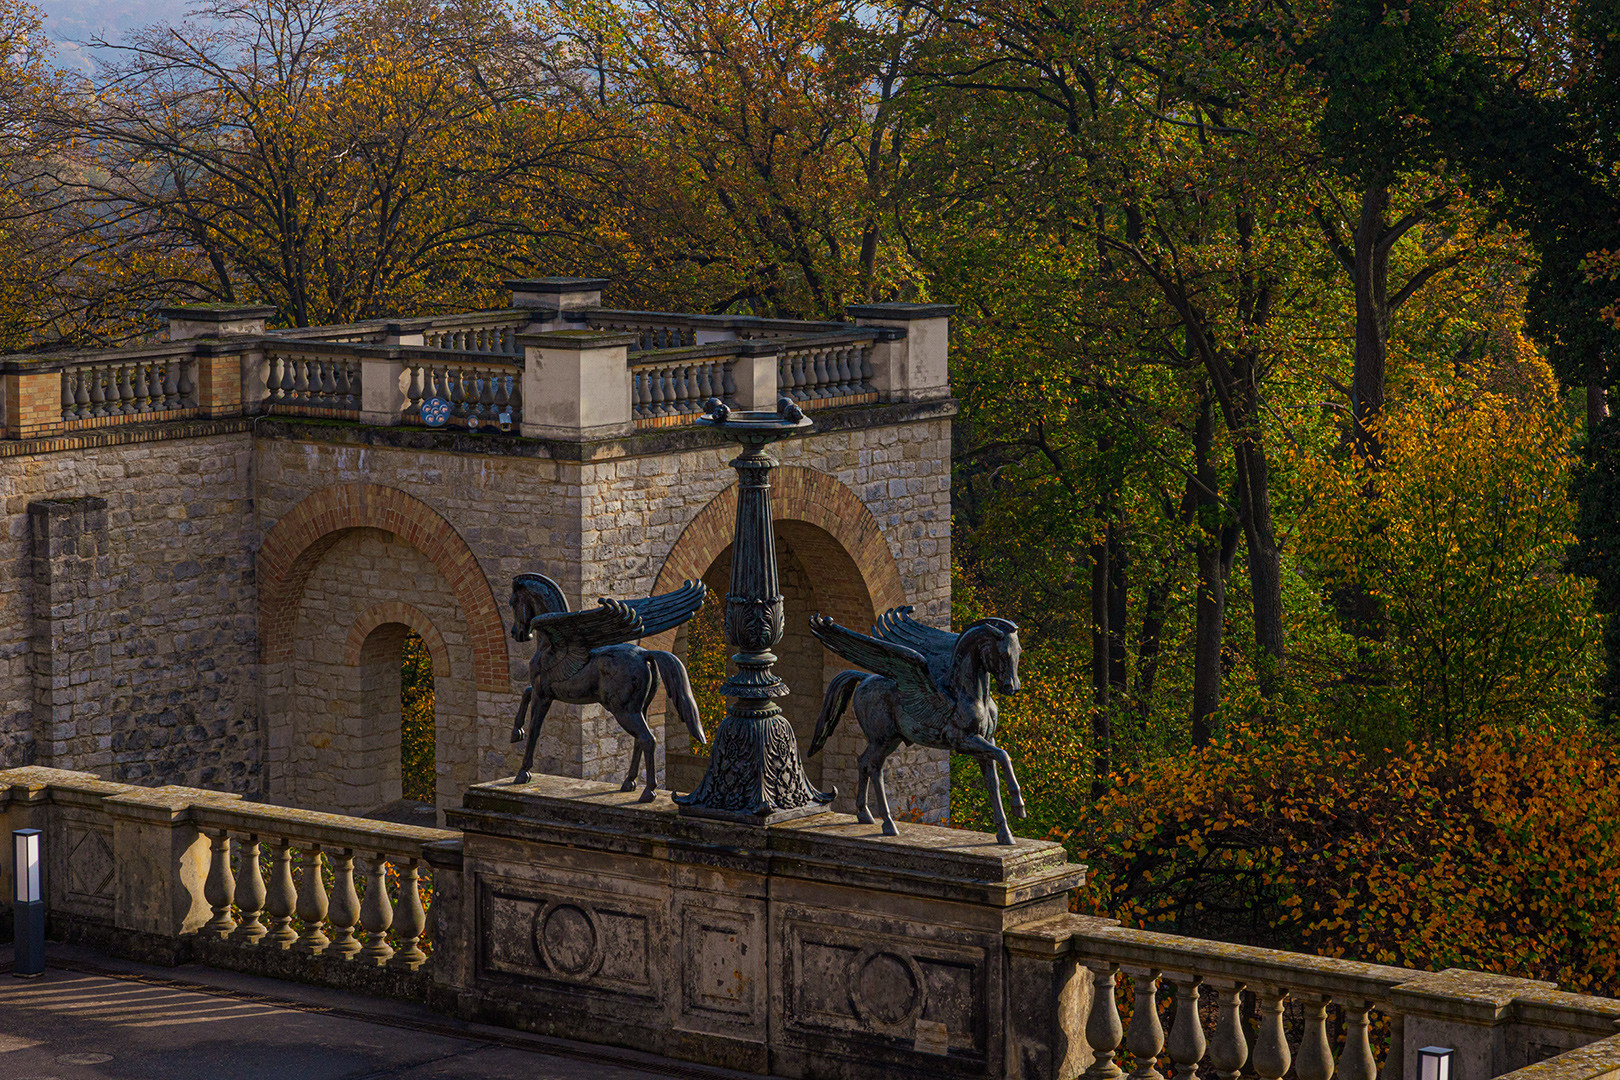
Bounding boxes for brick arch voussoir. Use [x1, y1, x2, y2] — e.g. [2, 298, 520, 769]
[259, 482, 506, 692]
[344, 601, 451, 677]
[651, 467, 908, 650]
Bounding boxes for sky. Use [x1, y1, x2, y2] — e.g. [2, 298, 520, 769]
[34, 0, 196, 72]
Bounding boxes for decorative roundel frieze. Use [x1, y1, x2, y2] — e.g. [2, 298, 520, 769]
[848, 943, 927, 1030]
[421, 397, 451, 427]
[532, 900, 603, 977]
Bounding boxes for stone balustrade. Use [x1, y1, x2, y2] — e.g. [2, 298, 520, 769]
[1006, 914, 1620, 1080]
[0, 767, 456, 993]
[0, 286, 950, 441]
[5, 764, 1620, 1080]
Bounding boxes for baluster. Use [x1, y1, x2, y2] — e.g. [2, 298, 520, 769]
[1084, 963, 1124, 1080]
[1126, 968, 1166, 1080]
[265, 837, 298, 949]
[73, 368, 91, 418]
[292, 845, 330, 955]
[115, 363, 135, 416]
[278, 354, 297, 402]
[389, 858, 427, 970]
[161, 361, 180, 409]
[177, 359, 195, 406]
[480, 367, 496, 414]
[320, 359, 338, 405]
[859, 344, 876, 392]
[1252, 988, 1292, 1080]
[359, 852, 394, 965]
[507, 374, 522, 421]
[291, 356, 310, 404]
[327, 849, 363, 959]
[89, 366, 108, 416]
[1207, 981, 1250, 1080]
[1298, 997, 1336, 1080]
[60, 370, 75, 421]
[650, 368, 668, 417]
[696, 362, 715, 405]
[1335, 1003, 1377, 1080]
[494, 371, 512, 418]
[264, 355, 282, 403]
[835, 346, 855, 395]
[669, 364, 687, 412]
[1165, 974, 1206, 1080]
[131, 361, 151, 413]
[630, 370, 648, 420]
[684, 364, 702, 411]
[406, 363, 423, 415]
[722, 360, 737, 402]
[229, 833, 267, 944]
[778, 355, 791, 395]
[202, 829, 237, 938]
[791, 352, 809, 397]
[811, 349, 831, 398]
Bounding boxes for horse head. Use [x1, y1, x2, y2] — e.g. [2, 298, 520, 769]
[954, 618, 1022, 694]
[509, 583, 533, 642]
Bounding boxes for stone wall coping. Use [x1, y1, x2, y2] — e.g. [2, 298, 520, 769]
[845, 302, 958, 320]
[454, 775, 1081, 908]
[505, 277, 611, 292]
[160, 304, 278, 321]
[0, 340, 198, 372]
[516, 329, 640, 349]
[0, 767, 457, 858]
[253, 397, 957, 464]
[1495, 1034, 1620, 1080]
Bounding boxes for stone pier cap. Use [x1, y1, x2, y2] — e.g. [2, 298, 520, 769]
[450, 773, 1083, 911]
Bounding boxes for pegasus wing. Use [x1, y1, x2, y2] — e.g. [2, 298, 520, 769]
[530, 600, 645, 680]
[873, 606, 957, 660]
[624, 580, 709, 638]
[809, 614, 956, 732]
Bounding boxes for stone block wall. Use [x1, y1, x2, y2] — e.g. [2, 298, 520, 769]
[0, 402, 953, 823]
[0, 426, 261, 790]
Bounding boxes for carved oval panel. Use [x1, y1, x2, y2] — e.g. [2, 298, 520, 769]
[533, 901, 602, 977]
[849, 944, 927, 1030]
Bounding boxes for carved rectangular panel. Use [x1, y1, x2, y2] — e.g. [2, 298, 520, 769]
[57, 819, 115, 917]
[681, 904, 762, 1019]
[782, 917, 989, 1060]
[476, 874, 659, 1001]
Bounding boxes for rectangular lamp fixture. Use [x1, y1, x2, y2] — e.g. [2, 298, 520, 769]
[12, 828, 39, 903]
[1419, 1046, 1455, 1080]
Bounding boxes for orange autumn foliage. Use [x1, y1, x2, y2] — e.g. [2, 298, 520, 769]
[1073, 722, 1620, 995]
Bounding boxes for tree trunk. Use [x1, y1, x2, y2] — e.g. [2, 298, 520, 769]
[1107, 525, 1128, 693]
[1091, 535, 1110, 799]
[1351, 182, 1392, 464]
[1134, 578, 1169, 722]
[1232, 412, 1285, 696]
[1189, 398, 1235, 744]
[1590, 383, 1610, 435]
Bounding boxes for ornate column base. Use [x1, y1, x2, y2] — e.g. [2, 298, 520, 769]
[675, 710, 836, 824]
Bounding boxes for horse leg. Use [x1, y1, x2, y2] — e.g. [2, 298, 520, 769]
[863, 737, 903, 836]
[961, 734, 1015, 844]
[622, 738, 642, 793]
[515, 692, 552, 784]
[617, 711, 660, 802]
[510, 686, 531, 744]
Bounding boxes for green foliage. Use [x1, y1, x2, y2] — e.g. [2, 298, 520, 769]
[401, 630, 435, 803]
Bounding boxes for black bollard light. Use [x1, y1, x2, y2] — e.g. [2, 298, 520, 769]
[12, 828, 43, 977]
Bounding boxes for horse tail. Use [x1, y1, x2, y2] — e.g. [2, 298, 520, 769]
[649, 650, 706, 747]
[811, 670, 864, 757]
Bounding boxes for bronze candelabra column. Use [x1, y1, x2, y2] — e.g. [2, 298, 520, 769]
[675, 407, 835, 823]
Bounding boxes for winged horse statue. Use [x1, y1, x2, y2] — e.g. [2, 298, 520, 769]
[808, 607, 1026, 843]
[508, 572, 708, 800]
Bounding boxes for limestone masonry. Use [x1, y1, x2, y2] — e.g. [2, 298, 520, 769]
[0, 286, 957, 822]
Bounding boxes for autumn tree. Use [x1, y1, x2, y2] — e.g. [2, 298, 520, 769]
[50, 0, 604, 327]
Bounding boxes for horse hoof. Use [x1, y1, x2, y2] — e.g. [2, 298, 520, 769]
[1012, 802, 1028, 819]
[996, 829, 1015, 845]
[637, 788, 657, 803]
[515, 771, 531, 784]
[856, 810, 875, 826]
[882, 820, 899, 837]
[620, 780, 637, 792]
[510, 730, 524, 744]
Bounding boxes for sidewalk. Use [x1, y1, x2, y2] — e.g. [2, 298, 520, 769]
[0, 942, 766, 1080]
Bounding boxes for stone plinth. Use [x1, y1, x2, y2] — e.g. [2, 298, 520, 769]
[436, 774, 1084, 1079]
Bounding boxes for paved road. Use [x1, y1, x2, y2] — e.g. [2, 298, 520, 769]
[0, 944, 759, 1080]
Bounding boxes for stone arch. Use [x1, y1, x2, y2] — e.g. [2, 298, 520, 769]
[650, 466, 906, 614]
[258, 482, 506, 692]
[344, 601, 449, 674]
